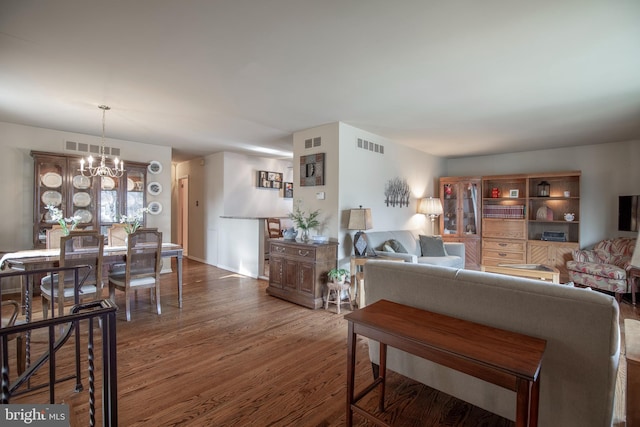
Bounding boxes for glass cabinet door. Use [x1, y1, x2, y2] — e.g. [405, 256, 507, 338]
[68, 157, 97, 230]
[100, 175, 120, 234]
[442, 182, 458, 234]
[461, 182, 479, 235]
[34, 156, 66, 246]
[125, 168, 146, 217]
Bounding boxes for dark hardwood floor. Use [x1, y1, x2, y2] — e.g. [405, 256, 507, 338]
[8, 258, 638, 426]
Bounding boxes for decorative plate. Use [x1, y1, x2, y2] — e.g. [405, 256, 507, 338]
[147, 181, 162, 195]
[147, 201, 163, 215]
[73, 192, 91, 207]
[72, 175, 91, 189]
[127, 178, 135, 191]
[101, 176, 116, 190]
[41, 190, 62, 207]
[148, 161, 163, 175]
[41, 172, 62, 188]
[74, 209, 93, 224]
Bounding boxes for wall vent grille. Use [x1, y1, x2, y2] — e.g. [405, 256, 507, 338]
[304, 137, 321, 149]
[64, 140, 120, 157]
[357, 138, 384, 154]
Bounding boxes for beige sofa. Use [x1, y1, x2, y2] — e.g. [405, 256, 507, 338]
[364, 261, 620, 427]
[364, 229, 465, 268]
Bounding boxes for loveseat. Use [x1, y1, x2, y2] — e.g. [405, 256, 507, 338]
[363, 229, 464, 268]
[566, 237, 638, 304]
[364, 261, 620, 426]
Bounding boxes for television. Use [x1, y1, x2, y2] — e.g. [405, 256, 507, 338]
[618, 195, 639, 232]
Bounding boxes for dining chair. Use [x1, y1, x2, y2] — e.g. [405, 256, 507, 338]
[108, 228, 163, 321]
[1, 300, 25, 374]
[40, 230, 104, 319]
[266, 218, 282, 238]
[107, 223, 128, 247]
[45, 225, 66, 249]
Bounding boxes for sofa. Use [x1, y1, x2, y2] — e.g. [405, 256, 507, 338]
[566, 237, 638, 304]
[363, 229, 464, 268]
[363, 261, 620, 427]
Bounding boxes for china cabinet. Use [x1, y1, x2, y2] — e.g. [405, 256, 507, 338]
[439, 177, 482, 269]
[32, 151, 148, 248]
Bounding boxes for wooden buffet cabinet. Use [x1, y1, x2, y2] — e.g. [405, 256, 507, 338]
[440, 171, 581, 282]
[267, 239, 338, 309]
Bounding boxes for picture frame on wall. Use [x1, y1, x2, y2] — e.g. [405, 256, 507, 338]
[300, 153, 325, 187]
[284, 182, 293, 198]
[257, 170, 283, 189]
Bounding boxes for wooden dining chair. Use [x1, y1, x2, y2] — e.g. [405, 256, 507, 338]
[266, 218, 282, 238]
[40, 230, 104, 319]
[1, 300, 26, 374]
[108, 228, 163, 321]
[107, 223, 128, 247]
[45, 225, 66, 249]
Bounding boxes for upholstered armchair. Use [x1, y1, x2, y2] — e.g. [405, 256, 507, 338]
[566, 237, 638, 304]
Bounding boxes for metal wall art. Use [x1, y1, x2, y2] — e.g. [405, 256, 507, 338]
[300, 153, 325, 187]
[384, 177, 411, 207]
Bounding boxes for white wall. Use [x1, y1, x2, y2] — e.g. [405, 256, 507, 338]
[292, 122, 447, 268]
[0, 121, 172, 251]
[445, 140, 640, 247]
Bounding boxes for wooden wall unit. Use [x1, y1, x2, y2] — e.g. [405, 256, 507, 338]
[32, 151, 148, 248]
[267, 240, 337, 309]
[479, 171, 580, 282]
[439, 177, 482, 269]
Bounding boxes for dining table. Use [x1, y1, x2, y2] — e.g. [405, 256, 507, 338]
[0, 243, 184, 319]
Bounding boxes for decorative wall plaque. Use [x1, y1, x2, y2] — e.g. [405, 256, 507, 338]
[300, 153, 325, 187]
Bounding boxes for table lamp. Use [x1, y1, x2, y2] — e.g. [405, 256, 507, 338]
[348, 206, 373, 256]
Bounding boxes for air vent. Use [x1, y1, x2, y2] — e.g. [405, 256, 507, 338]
[356, 138, 384, 154]
[304, 137, 322, 149]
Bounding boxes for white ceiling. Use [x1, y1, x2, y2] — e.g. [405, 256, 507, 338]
[1, 1, 639, 163]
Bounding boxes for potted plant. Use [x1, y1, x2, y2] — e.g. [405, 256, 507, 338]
[288, 200, 320, 241]
[327, 268, 349, 284]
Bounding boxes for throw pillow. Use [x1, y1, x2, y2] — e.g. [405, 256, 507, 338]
[419, 235, 448, 257]
[380, 239, 408, 254]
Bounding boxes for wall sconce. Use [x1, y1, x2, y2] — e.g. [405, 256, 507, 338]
[348, 206, 373, 256]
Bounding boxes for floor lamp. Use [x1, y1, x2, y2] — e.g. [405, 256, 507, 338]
[348, 206, 373, 256]
[419, 197, 443, 235]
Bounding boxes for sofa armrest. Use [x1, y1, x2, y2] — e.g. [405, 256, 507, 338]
[373, 250, 417, 263]
[444, 242, 465, 260]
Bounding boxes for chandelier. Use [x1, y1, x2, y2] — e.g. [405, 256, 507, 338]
[80, 105, 124, 178]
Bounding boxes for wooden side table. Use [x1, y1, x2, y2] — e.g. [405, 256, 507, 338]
[345, 300, 546, 427]
[350, 256, 404, 308]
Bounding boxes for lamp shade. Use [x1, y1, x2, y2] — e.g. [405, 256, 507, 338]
[347, 208, 373, 231]
[418, 197, 443, 216]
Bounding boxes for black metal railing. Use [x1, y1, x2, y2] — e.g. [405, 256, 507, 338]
[0, 266, 118, 426]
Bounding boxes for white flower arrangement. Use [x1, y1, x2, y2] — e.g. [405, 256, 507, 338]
[45, 205, 80, 235]
[119, 207, 150, 234]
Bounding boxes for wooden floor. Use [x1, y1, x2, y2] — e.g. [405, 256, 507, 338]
[7, 258, 639, 426]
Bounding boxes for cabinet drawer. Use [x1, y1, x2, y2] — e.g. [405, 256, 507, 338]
[483, 251, 527, 264]
[270, 243, 316, 260]
[483, 219, 526, 239]
[483, 239, 526, 252]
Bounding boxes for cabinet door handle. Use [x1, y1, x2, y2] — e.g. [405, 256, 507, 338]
[499, 253, 507, 257]
[298, 250, 309, 257]
[498, 243, 507, 247]
[275, 246, 285, 253]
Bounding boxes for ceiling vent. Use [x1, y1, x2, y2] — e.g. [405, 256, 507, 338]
[357, 138, 384, 154]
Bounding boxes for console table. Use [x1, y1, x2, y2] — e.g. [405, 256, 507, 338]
[345, 299, 546, 426]
[267, 239, 337, 309]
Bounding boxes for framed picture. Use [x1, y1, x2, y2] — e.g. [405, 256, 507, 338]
[257, 170, 283, 189]
[509, 189, 519, 198]
[300, 153, 325, 187]
[284, 182, 293, 198]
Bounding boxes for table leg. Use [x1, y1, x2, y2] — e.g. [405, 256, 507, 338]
[379, 342, 387, 412]
[515, 377, 530, 427]
[346, 321, 356, 427]
[176, 254, 183, 308]
[529, 374, 541, 427]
